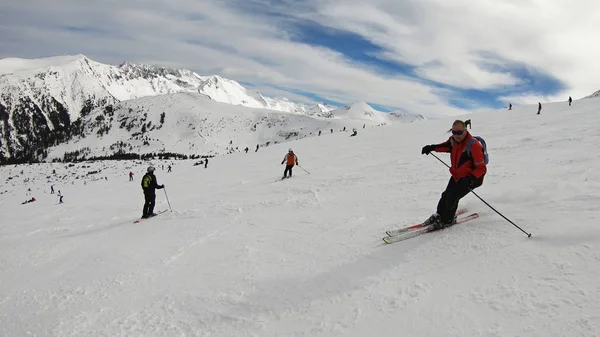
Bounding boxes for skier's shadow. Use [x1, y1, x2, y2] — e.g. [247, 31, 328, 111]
[58, 218, 136, 238]
[222, 238, 424, 321]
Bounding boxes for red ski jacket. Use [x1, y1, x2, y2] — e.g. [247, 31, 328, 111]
[434, 133, 487, 181]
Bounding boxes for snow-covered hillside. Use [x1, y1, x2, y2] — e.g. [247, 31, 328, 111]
[2, 96, 599, 336]
[47, 92, 382, 161]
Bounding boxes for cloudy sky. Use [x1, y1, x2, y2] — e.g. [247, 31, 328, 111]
[1, 0, 599, 116]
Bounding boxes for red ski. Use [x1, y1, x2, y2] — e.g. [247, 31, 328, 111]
[383, 212, 479, 244]
[385, 208, 468, 237]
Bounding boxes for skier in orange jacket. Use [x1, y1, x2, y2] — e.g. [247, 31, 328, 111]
[281, 148, 298, 179]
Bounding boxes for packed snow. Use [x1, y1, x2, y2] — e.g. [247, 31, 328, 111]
[1, 97, 600, 336]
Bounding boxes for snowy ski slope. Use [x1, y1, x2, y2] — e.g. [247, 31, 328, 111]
[1, 97, 600, 336]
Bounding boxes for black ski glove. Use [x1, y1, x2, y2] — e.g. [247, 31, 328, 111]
[463, 175, 476, 188]
[281, 161, 284, 165]
[421, 145, 436, 155]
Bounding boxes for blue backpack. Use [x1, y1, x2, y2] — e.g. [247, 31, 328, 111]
[466, 136, 489, 164]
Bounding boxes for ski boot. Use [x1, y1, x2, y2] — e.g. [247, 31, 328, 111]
[423, 213, 443, 230]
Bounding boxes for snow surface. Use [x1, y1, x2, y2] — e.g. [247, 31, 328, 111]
[2, 97, 600, 336]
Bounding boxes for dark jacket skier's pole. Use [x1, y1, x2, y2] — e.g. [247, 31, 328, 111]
[430, 153, 532, 238]
[164, 188, 172, 212]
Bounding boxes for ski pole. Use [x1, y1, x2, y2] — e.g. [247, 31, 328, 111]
[429, 153, 532, 238]
[163, 187, 172, 212]
[297, 165, 310, 174]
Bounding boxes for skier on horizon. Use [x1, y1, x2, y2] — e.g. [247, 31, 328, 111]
[420, 120, 487, 230]
[141, 166, 164, 219]
[569, 96, 572, 106]
[281, 148, 298, 179]
[537, 102, 542, 115]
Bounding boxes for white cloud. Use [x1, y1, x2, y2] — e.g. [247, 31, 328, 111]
[312, 0, 600, 98]
[1, 0, 599, 118]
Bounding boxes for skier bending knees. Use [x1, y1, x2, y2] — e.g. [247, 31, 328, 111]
[420, 120, 487, 230]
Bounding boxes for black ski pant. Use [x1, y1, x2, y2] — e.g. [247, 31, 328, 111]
[143, 191, 156, 217]
[436, 176, 482, 224]
[283, 165, 294, 177]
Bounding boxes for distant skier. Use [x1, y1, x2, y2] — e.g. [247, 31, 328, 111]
[141, 166, 164, 219]
[57, 190, 64, 204]
[568, 96, 572, 106]
[50, 185, 54, 194]
[129, 171, 134, 181]
[167, 165, 172, 173]
[281, 148, 298, 179]
[330, 129, 333, 133]
[256, 144, 259, 152]
[318, 130, 322, 136]
[537, 102, 542, 115]
[204, 158, 209, 168]
[244, 147, 249, 153]
[21, 197, 36, 204]
[420, 120, 487, 230]
[350, 128, 358, 136]
[509, 103, 512, 110]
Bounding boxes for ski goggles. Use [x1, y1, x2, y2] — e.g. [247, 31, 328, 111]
[451, 130, 465, 135]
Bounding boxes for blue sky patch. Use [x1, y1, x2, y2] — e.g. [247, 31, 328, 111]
[286, 20, 416, 77]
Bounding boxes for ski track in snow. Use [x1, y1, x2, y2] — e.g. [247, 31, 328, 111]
[2, 98, 600, 336]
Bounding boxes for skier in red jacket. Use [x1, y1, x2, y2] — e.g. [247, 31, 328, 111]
[421, 120, 487, 230]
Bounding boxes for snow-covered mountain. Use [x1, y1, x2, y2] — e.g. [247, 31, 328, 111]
[584, 89, 600, 99]
[329, 102, 425, 124]
[387, 109, 427, 123]
[0, 55, 422, 163]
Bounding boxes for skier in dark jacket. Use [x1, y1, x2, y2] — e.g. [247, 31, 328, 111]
[421, 120, 487, 230]
[141, 166, 164, 218]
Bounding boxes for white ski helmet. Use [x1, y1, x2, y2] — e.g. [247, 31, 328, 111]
[147, 166, 155, 173]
